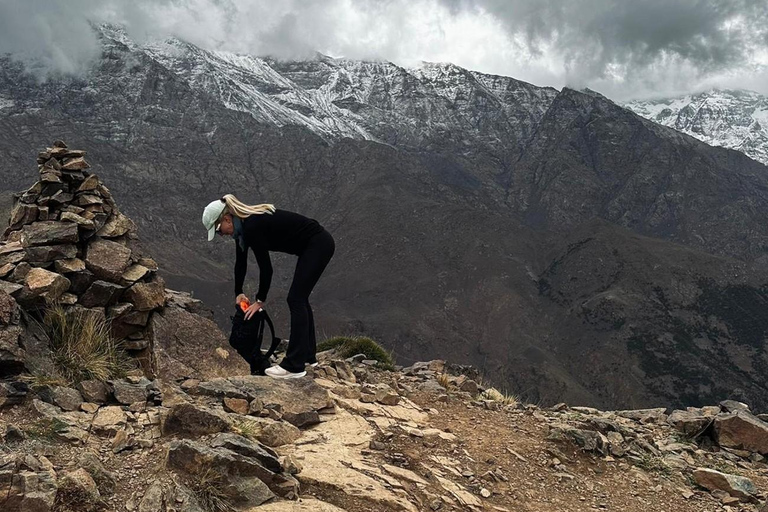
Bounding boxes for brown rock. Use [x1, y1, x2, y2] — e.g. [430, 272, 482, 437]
[9, 202, 39, 228]
[25, 243, 77, 263]
[161, 403, 230, 437]
[77, 175, 100, 192]
[77, 380, 111, 403]
[68, 269, 96, 294]
[257, 422, 302, 447]
[76, 194, 103, 207]
[92, 406, 127, 434]
[0, 262, 14, 278]
[123, 275, 166, 311]
[59, 293, 78, 305]
[38, 386, 83, 411]
[121, 264, 149, 283]
[692, 468, 757, 501]
[55, 257, 86, 273]
[97, 213, 135, 238]
[0, 290, 17, 325]
[59, 468, 101, 511]
[0, 325, 25, 375]
[9, 261, 31, 283]
[224, 397, 250, 415]
[61, 157, 90, 170]
[79, 280, 124, 308]
[715, 411, 768, 454]
[0, 281, 23, 297]
[23, 268, 71, 301]
[60, 211, 95, 229]
[85, 239, 132, 281]
[21, 221, 79, 247]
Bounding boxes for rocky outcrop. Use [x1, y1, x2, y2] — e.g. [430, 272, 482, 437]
[0, 141, 245, 383]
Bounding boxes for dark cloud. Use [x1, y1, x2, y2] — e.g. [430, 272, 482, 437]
[0, 0, 766, 99]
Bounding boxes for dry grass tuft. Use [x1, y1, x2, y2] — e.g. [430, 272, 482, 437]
[317, 335, 394, 369]
[481, 387, 519, 406]
[33, 305, 133, 386]
[189, 468, 235, 512]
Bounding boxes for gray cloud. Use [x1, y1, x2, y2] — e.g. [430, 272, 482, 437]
[0, 0, 766, 100]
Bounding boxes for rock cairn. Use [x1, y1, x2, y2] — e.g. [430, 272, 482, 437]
[0, 141, 166, 376]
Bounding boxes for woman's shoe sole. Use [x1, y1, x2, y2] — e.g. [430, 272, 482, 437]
[266, 371, 307, 379]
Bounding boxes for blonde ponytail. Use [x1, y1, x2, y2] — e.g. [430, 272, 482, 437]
[222, 194, 276, 219]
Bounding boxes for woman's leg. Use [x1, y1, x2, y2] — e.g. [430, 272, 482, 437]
[306, 303, 317, 364]
[280, 231, 335, 372]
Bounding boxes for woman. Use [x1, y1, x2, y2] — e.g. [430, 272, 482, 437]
[202, 194, 335, 379]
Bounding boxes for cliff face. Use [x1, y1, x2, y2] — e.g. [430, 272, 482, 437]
[1, 29, 768, 410]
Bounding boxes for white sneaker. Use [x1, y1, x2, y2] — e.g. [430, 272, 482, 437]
[308, 362, 319, 368]
[265, 365, 307, 379]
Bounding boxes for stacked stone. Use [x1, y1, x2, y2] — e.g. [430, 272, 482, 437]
[0, 141, 166, 375]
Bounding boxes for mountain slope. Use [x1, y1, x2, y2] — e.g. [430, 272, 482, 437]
[625, 89, 768, 166]
[1, 29, 768, 410]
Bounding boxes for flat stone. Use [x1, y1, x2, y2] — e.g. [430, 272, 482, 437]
[692, 468, 757, 501]
[21, 221, 78, 247]
[121, 264, 149, 283]
[77, 452, 117, 496]
[0, 380, 29, 407]
[161, 403, 230, 437]
[85, 239, 132, 281]
[0, 326, 25, 375]
[77, 175, 100, 192]
[165, 439, 275, 507]
[0, 457, 57, 511]
[8, 203, 39, 229]
[715, 411, 768, 454]
[0, 281, 23, 298]
[0, 289, 17, 325]
[92, 406, 127, 434]
[0, 263, 14, 278]
[97, 213, 135, 238]
[60, 211, 95, 229]
[54, 258, 86, 273]
[61, 157, 90, 170]
[210, 432, 282, 473]
[59, 468, 100, 511]
[8, 262, 30, 283]
[23, 267, 70, 301]
[375, 389, 400, 406]
[123, 275, 166, 311]
[80, 280, 124, 308]
[223, 397, 250, 415]
[25, 243, 77, 263]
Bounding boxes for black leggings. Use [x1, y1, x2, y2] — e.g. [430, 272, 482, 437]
[279, 229, 335, 372]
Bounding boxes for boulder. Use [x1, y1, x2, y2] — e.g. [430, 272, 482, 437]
[692, 468, 757, 501]
[161, 403, 230, 437]
[25, 243, 77, 263]
[21, 221, 78, 247]
[714, 411, 768, 454]
[85, 239, 132, 281]
[61, 157, 89, 170]
[77, 452, 117, 496]
[79, 280, 124, 308]
[165, 439, 275, 507]
[0, 455, 58, 512]
[58, 468, 100, 512]
[257, 421, 302, 447]
[110, 378, 152, 405]
[223, 397, 250, 415]
[138, 481, 164, 512]
[123, 275, 166, 311]
[8, 203, 39, 229]
[60, 211, 95, 229]
[668, 409, 714, 436]
[210, 433, 282, 473]
[38, 386, 83, 412]
[0, 290, 17, 326]
[23, 267, 71, 302]
[77, 380, 111, 404]
[0, 381, 28, 407]
[194, 376, 332, 423]
[92, 406, 127, 434]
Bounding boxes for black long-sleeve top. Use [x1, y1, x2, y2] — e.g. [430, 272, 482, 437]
[234, 209, 323, 301]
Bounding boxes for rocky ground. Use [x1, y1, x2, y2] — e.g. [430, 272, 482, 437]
[2, 353, 768, 512]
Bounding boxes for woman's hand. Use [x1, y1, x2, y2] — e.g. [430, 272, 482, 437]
[236, 294, 249, 306]
[244, 300, 264, 320]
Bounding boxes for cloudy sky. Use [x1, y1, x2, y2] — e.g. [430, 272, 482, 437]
[1, 0, 767, 101]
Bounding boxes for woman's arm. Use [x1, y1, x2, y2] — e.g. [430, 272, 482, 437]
[253, 247, 273, 302]
[234, 242, 248, 297]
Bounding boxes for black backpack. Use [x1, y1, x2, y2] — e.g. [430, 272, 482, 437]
[229, 307, 281, 376]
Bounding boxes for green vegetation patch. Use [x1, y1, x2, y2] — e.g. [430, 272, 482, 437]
[317, 336, 394, 369]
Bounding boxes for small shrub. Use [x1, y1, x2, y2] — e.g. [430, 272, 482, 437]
[37, 305, 132, 385]
[230, 418, 259, 440]
[317, 336, 394, 369]
[24, 417, 69, 441]
[437, 373, 452, 390]
[634, 453, 672, 476]
[189, 468, 235, 512]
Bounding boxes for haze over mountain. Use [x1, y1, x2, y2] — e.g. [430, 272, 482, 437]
[1, 27, 768, 410]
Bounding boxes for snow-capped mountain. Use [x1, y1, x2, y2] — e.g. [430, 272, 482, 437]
[625, 90, 768, 166]
[99, 25, 558, 151]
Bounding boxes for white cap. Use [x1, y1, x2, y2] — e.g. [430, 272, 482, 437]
[202, 199, 227, 241]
